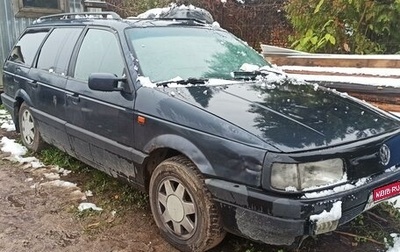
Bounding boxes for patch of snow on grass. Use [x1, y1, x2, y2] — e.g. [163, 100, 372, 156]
[1, 137, 27, 156]
[0, 110, 15, 131]
[50, 165, 71, 176]
[43, 172, 61, 180]
[386, 233, 400, 252]
[78, 202, 103, 212]
[0, 137, 44, 167]
[41, 179, 77, 188]
[30, 161, 44, 168]
[1, 121, 15, 131]
[85, 190, 93, 197]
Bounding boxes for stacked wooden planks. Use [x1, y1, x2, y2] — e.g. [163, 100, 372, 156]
[261, 44, 400, 112]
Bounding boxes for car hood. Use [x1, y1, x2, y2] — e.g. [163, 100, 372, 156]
[163, 79, 400, 152]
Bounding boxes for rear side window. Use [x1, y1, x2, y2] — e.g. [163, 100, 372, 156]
[74, 29, 125, 82]
[8, 30, 48, 66]
[37, 27, 83, 75]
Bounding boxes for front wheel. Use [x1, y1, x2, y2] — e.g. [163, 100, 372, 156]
[149, 155, 225, 252]
[18, 102, 45, 152]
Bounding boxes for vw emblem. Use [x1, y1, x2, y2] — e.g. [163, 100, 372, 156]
[379, 144, 391, 166]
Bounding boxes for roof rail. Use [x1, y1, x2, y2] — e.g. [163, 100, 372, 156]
[33, 12, 121, 24]
[126, 17, 209, 25]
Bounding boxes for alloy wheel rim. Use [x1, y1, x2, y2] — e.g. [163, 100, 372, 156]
[156, 177, 197, 240]
[21, 110, 35, 145]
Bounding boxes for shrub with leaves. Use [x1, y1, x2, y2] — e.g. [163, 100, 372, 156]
[285, 0, 400, 54]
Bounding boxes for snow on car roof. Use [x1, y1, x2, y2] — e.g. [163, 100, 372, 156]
[134, 3, 214, 24]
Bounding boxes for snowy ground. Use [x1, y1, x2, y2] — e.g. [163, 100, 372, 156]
[0, 109, 174, 252]
[0, 111, 102, 212]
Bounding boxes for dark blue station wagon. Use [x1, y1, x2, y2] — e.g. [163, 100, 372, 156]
[2, 9, 400, 252]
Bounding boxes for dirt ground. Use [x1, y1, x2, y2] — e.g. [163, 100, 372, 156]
[0, 128, 392, 252]
[0, 128, 177, 252]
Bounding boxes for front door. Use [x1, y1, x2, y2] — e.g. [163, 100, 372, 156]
[65, 28, 138, 183]
[29, 27, 83, 154]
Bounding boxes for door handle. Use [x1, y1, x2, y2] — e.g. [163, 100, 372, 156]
[66, 94, 80, 104]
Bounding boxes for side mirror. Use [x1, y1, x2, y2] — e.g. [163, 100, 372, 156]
[88, 73, 126, 92]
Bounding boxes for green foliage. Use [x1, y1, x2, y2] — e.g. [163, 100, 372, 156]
[285, 0, 400, 54]
[39, 146, 87, 172]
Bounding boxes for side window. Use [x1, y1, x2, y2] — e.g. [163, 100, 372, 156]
[74, 29, 125, 82]
[8, 30, 48, 66]
[37, 27, 83, 75]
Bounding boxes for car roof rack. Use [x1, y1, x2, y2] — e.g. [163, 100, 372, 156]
[129, 5, 214, 24]
[127, 17, 209, 25]
[33, 12, 121, 24]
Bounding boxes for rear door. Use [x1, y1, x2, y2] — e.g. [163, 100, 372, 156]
[65, 27, 139, 182]
[29, 27, 83, 154]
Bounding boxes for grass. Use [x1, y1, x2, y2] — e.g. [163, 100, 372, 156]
[37, 145, 149, 212]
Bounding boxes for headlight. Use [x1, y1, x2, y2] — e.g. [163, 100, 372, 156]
[271, 159, 345, 191]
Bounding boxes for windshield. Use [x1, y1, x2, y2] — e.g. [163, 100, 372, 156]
[126, 26, 270, 82]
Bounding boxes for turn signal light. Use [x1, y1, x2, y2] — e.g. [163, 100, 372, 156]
[137, 116, 146, 125]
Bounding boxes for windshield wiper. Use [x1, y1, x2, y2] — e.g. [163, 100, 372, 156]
[233, 67, 285, 80]
[156, 77, 208, 87]
[232, 71, 269, 80]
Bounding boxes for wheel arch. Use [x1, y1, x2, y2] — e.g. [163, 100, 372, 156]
[13, 90, 32, 132]
[142, 134, 215, 192]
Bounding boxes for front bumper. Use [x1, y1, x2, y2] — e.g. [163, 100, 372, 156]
[205, 168, 400, 246]
[1, 93, 17, 123]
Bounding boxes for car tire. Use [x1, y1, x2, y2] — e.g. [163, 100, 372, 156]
[18, 102, 45, 152]
[149, 155, 226, 252]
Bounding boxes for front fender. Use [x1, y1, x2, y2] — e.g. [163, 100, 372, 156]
[143, 134, 216, 176]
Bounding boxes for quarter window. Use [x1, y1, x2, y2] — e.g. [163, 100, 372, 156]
[74, 29, 125, 82]
[37, 28, 83, 75]
[9, 30, 48, 66]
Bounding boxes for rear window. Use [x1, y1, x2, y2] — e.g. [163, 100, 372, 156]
[37, 27, 83, 75]
[8, 30, 48, 66]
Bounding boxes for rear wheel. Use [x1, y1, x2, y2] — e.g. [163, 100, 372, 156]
[18, 102, 45, 152]
[149, 155, 225, 252]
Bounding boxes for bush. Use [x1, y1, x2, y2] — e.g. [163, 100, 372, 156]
[285, 0, 400, 54]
